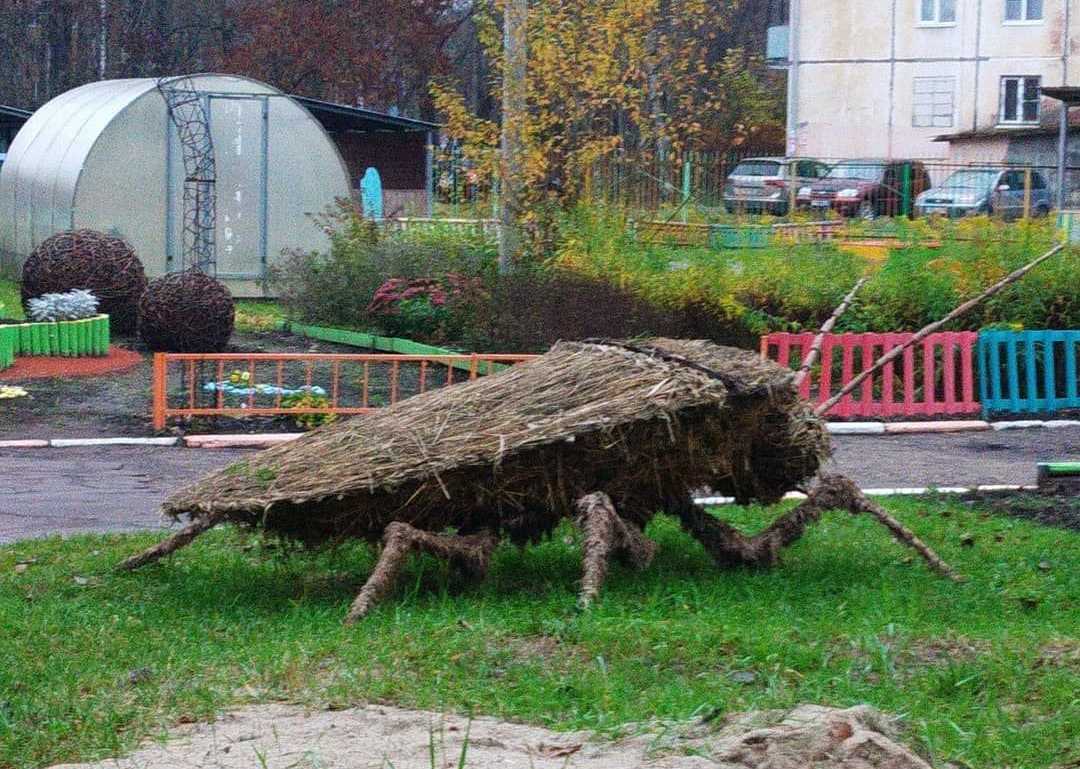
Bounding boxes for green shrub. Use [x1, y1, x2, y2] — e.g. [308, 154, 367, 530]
[276, 204, 1078, 354]
[272, 205, 496, 333]
[481, 267, 754, 353]
[846, 218, 1077, 332]
[367, 275, 490, 345]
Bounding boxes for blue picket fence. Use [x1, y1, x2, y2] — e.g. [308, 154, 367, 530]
[978, 330, 1080, 417]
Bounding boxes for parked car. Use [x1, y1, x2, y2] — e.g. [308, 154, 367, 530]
[914, 168, 1051, 219]
[723, 157, 830, 215]
[796, 160, 932, 219]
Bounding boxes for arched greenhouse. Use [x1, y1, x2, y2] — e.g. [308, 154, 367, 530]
[0, 74, 352, 297]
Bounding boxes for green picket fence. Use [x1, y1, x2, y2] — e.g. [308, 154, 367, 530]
[9, 315, 111, 359]
[0, 326, 16, 370]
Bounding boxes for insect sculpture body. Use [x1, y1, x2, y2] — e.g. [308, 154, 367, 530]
[119, 339, 958, 622]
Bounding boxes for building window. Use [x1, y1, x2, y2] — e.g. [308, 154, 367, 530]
[1005, 0, 1043, 21]
[913, 77, 955, 127]
[1000, 76, 1041, 123]
[920, 0, 956, 23]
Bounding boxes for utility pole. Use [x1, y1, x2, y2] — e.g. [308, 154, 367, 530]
[99, 0, 108, 78]
[498, 0, 527, 273]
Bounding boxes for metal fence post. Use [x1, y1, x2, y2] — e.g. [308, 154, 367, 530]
[901, 162, 912, 217]
[681, 154, 692, 223]
[152, 353, 167, 431]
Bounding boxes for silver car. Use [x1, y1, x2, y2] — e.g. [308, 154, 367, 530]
[915, 168, 1052, 219]
[723, 157, 830, 216]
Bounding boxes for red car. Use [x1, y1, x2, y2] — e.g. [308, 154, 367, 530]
[797, 160, 932, 219]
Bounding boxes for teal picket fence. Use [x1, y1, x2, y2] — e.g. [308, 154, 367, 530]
[978, 330, 1080, 417]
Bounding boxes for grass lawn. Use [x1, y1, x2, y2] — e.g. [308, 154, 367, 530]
[233, 299, 285, 333]
[0, 278, 23, 320]
[1, 497, 1077, 769]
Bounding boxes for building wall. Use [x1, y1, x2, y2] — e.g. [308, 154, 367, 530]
[787, 0, 1077, 160]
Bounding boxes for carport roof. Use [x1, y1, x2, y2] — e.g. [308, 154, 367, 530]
[0, 104, 32, 125]
[292, 96, 439, 133]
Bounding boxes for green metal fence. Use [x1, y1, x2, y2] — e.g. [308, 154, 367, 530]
[978, 330, 1080, 417]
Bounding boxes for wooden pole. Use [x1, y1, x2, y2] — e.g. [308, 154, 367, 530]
[794, 277, 866, 388]
[815, 243, 1065, 416]
[1023, 168, 1032, 220]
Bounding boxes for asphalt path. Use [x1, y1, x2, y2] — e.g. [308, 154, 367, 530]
[1, 427, 1078, 543]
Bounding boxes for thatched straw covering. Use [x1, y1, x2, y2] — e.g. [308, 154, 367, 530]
[163, 339, 831, 546]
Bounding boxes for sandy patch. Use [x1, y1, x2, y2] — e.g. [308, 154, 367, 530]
[47, 702, 933, 769]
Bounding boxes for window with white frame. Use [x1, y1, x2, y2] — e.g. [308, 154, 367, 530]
[1000, 76, 1041, 123]
[913, 77, 956, 127]
[1005, 0, 1043, 21]
[920, 0, 956, 23]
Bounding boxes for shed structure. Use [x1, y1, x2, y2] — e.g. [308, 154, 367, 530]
[0, 105, 31, 162]
[0, 75, 352, 297]
[293, 96, 438, 217]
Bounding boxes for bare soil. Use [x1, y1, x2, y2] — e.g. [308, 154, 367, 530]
[975, 492, 1080, 533]
[45, 702, 933, 769]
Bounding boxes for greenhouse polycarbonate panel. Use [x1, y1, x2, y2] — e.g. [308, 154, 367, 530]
[210, 95, 267, 280]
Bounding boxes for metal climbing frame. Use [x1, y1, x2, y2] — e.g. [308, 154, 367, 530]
[157, 75, 217, 274]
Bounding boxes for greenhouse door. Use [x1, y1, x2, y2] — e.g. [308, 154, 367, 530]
[208, 95, 269, 282]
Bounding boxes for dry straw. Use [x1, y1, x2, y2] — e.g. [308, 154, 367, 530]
[121, 338, 957, 622]
[162, 338, 829, 541]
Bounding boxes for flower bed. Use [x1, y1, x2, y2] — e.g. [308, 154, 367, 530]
[8, 314, 110, 358]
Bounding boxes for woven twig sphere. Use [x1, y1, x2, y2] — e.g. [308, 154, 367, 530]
[138, 270, 235, 352]
[21, 230, 147, 333]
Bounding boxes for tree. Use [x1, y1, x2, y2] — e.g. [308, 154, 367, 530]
[432, 0, 783, 260]
[217, 0, 474, 116]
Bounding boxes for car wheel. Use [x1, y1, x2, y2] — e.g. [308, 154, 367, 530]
[857, 200, 877, 220]
[1034, 204, 1050, 218]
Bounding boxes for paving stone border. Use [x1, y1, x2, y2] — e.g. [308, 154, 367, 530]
[0, 419, 1076, 450]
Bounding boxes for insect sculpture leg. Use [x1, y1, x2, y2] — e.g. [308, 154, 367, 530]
[345, 522, 499, 624]
[676, 474, 960, 580]
[116, 512, 225, 571]
[809, 475, 962, 581]
[574, 492, 657, 609]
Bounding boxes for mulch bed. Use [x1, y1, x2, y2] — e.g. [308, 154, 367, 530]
[0, 346, 144, 380]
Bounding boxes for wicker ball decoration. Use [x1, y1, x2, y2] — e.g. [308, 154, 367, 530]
[138, 270, 235, 352]
[21, 230, 148, 333]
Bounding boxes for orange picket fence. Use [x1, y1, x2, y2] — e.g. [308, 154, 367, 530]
[151, 352, 537, 430]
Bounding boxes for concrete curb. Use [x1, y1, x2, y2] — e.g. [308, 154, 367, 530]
[182, 433, 304, 449]
[49, 437, 179, 448]
[0, 419, 1077, 450]
[825, 422, 885, 435]
[694, 483, 1038, 506]
[883, 420, 990, 434]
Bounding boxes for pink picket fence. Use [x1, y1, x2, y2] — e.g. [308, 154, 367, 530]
[760, 332, 981, 418]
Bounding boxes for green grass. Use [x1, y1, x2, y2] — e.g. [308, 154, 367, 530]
[0, 278, 23, 320]
[1, 497, 1077, 768]
[233, 300, 285, 333]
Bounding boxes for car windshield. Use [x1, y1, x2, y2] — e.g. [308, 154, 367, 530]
[826, 163, 884, 181]
[940, 170, 999, 191]
[731, 161, 782, 177]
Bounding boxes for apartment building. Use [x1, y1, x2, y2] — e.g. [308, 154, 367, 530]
[767, 0, 1076, 160]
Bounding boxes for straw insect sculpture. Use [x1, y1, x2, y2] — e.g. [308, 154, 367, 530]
[119, 338, 958, 623]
